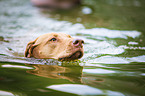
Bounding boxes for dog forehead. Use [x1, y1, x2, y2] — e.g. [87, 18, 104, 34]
[35, 33, 72, 43]
[52, 33, 72, 38]
[42, 33, 71, 37]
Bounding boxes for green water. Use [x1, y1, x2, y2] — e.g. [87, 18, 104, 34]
[0, 0, 145, 96]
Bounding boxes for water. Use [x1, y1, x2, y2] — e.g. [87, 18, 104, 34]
[0, 0, 145, 96]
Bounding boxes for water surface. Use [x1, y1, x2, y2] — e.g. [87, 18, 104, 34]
[0, 0, 145, 96]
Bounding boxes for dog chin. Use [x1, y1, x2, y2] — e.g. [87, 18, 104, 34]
[58, 50, 83, 61]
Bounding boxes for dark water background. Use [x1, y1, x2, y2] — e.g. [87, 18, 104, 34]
[0, 0, 145, 96]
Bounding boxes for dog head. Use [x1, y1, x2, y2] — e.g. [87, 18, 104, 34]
[25, 33, 84, 61]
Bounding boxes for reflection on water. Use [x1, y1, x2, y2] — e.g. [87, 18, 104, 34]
[47, 84, 125, 96]
[2, 64, 33, 69]
[27, 62, 83, 83]
[0, 91, 13, 96]
[47, 84, 104, 95]
[0, 0, 145, 96]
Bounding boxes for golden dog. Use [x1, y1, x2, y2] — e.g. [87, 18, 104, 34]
[25, 33, 84, 61]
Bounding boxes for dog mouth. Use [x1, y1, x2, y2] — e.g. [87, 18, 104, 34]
[58, 51, 83, 61]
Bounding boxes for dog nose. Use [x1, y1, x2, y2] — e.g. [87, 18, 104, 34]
[73, 39, 84, 47]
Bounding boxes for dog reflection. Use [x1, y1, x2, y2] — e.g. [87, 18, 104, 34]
[27, 64, 83, 83]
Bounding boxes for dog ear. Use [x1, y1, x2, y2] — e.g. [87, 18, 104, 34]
[25, 40, 38, 58]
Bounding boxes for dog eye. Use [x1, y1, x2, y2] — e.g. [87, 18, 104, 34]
[50, 38, 57, 41]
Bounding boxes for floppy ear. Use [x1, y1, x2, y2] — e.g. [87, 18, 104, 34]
[25, 40, 38, 58]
